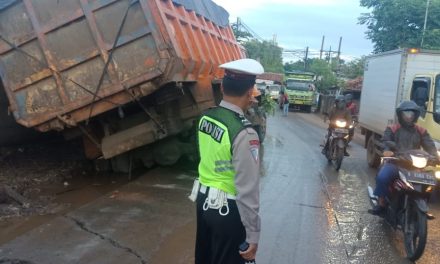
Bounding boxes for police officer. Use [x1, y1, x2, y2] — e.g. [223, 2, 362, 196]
[194, 58, 263, 264]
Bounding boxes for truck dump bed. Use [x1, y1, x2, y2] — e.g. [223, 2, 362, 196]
[0, 0, 242, 132]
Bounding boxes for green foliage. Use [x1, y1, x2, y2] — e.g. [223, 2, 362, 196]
[339, 57, 366, 79]
[260, 94, 277, 116]
[231, 22, 253, 44]
[359, 0, 440, 52]
[309, 59, 338, 92]
[243, 40, 284, 73]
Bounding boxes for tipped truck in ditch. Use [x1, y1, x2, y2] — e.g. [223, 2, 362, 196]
[0, 0, 266, 171]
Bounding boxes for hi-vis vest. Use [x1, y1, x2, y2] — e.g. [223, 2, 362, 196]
[198, 107, 252, 195]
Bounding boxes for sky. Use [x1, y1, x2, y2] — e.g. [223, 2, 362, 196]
[213, 0, 374, 62]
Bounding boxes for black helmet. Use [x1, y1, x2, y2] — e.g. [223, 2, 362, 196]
[335, 95, 346, 109]
[396, 100, 420, 127]
[344, 93, 353, 102]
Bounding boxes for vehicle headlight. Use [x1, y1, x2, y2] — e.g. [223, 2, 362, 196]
[335, 120, 347, 128]
[349, 125, 353, 129]
[435, 171, 440, 180]
[410, 155, 428, 169]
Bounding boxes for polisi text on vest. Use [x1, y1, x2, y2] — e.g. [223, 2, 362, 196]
[199, 119, 225, 143]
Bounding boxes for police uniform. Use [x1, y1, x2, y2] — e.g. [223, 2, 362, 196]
[194, 59, 263, 264]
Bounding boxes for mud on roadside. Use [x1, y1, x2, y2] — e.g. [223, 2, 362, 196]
[0, 138, 92, 220]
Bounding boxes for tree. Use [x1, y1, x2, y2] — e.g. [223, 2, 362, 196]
[359, 0, 440, 53]
[339, 57, 366, 79]
[244, 40, 284, 73]
[231, 22, 253, 44]
[309, 59, 338, 92]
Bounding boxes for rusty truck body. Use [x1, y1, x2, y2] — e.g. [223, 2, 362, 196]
[0, 0, 247, 169]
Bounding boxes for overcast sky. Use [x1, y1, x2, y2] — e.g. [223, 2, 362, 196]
[213, 0, 374, 61]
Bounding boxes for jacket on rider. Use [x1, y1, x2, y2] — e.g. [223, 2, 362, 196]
[383, 100, 437, 155]
[383, 124, 437, 156]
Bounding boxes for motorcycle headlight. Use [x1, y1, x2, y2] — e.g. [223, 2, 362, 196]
[335, 120, 347, 128]
[435, 171, 440, 180]
[410, 155, 428, 169]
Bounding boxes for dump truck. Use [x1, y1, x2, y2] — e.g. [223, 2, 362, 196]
[0, 0, 263, 171]
[359, 48, 440, 168]
[284, 70, 317, 112]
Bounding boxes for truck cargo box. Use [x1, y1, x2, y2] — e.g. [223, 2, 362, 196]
[359, 49, 440, 135]
[0, 0, 242, 132]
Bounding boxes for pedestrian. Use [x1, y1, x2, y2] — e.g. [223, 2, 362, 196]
[280, 90, 289, 116]
[190, 58, 263, 264]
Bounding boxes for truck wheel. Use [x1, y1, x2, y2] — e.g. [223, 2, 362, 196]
[367, 135, 380, 168]
[305, 105, 312, 113]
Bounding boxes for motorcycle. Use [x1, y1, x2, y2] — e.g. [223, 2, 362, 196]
[367, 149, 440, 261]
[322, 119, 349, 171]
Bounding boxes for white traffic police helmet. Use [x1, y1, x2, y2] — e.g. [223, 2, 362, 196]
[219, 58, 264, 77]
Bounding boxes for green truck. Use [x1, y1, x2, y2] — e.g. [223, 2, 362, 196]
[284, 71, 317, 113]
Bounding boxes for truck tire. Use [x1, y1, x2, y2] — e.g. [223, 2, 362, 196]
[305, 105, 312, 113]
[367, 135, 380, 168]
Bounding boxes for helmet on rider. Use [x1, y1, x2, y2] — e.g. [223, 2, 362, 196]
[344, 93, 353, 104]
[334, 95, 346, 110]
[396, 100, 420, 127]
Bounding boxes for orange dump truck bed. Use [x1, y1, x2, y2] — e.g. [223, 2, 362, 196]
[0, 0, 243, 132]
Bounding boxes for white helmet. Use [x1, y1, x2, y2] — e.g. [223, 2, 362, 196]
[219, 58, 264, 76]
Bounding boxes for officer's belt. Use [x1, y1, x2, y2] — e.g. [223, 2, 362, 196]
[200, 185, 236, 200]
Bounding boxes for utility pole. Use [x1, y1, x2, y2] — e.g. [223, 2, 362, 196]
[336, 37, 342, 71]
[328, 46, 332, 63]
[421, 0, 431, 48]
[304, 46, 309, 70]
[320, 35, 325, 59]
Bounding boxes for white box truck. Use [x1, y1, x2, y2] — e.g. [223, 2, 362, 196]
[359, 48, 440, 167]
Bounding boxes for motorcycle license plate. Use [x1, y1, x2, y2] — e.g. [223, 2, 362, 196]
[334, 128, 348, 133]
[406, 171, 437, 186]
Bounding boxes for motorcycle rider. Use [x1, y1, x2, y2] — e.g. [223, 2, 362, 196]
[369, 100, 438, 215]
[345, 93, 357, 116]
[322, 95, 352, 156]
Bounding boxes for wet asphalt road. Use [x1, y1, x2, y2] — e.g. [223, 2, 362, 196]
[2, 111, 440, 263]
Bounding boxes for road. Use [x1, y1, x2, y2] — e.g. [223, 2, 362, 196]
[1, 111, 440, 263]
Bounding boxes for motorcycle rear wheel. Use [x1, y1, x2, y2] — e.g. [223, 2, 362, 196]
[404, 207, 427, 261]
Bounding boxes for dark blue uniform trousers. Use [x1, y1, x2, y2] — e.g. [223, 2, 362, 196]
[195, 191, 247, 264]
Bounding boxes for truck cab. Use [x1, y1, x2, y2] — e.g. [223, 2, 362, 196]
[284, 71, 317, 113]
[414, 74, 440, 152]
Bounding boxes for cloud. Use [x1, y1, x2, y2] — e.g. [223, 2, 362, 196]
[213, 0, 374, 58]
[215, 0, 355, 17]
